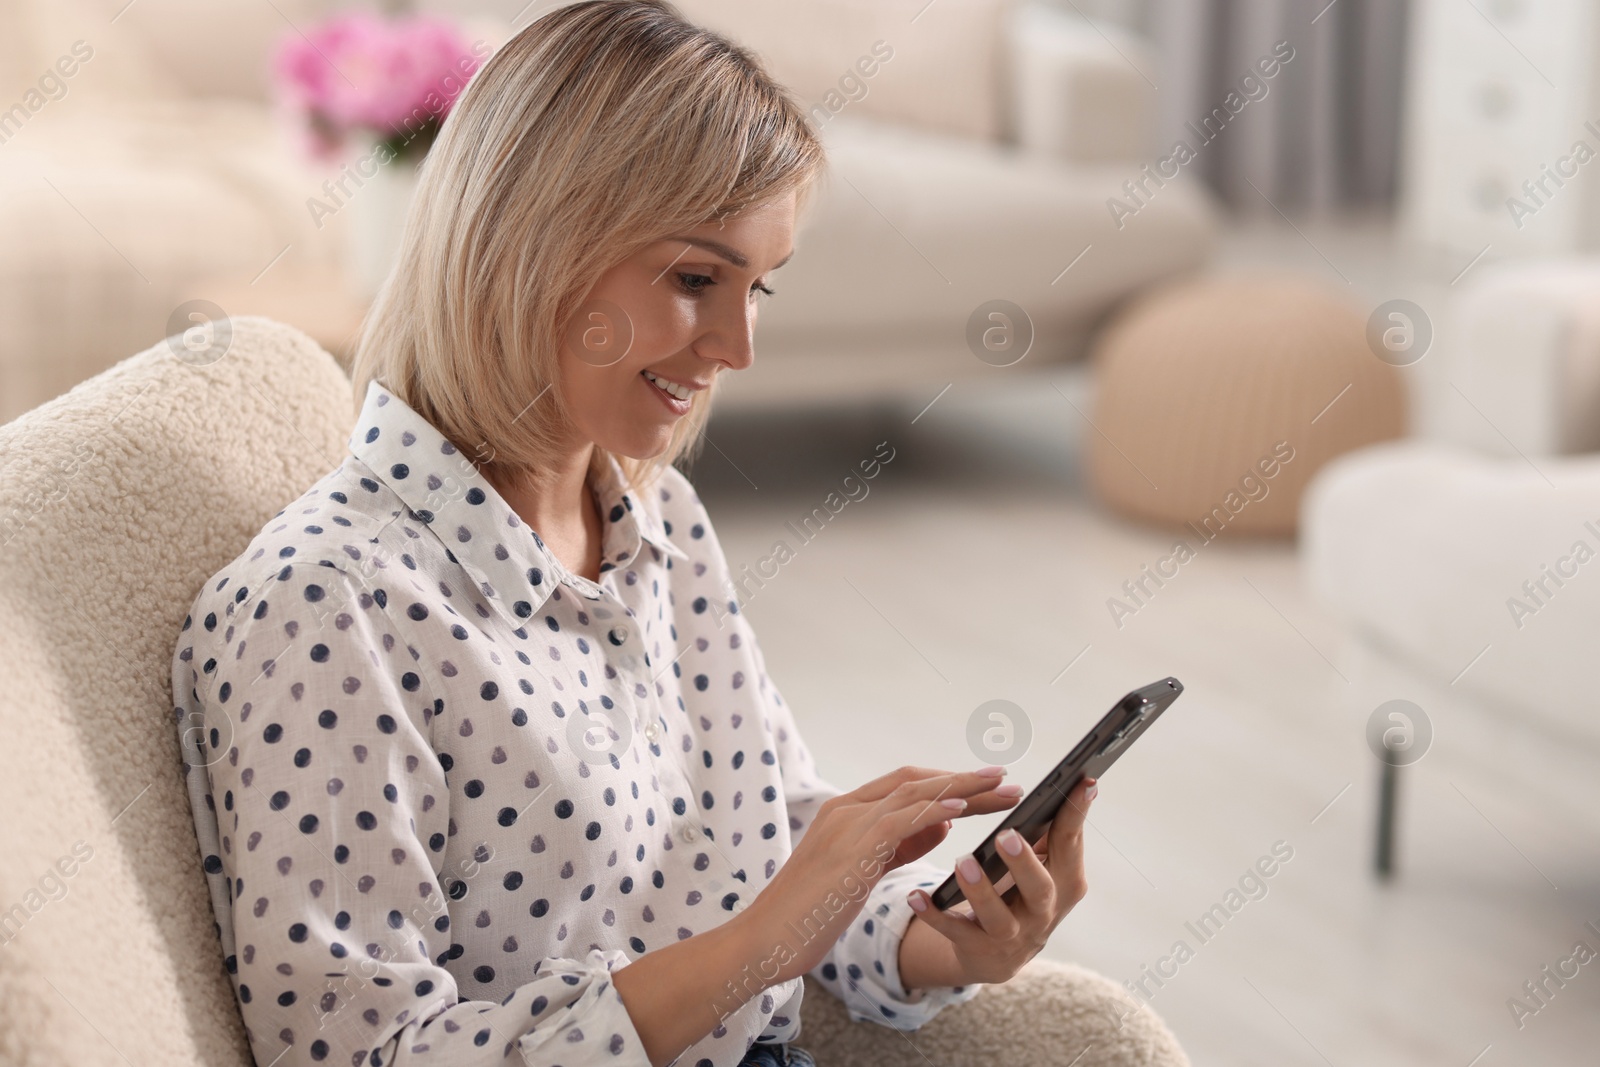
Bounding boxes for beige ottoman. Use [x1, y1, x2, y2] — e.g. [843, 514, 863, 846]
[1086, 273, 1406, 536]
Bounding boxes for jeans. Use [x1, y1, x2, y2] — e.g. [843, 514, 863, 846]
[737, 1040, 817, 1067]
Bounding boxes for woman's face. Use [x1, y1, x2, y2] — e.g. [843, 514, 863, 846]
[556, 191, 797, 460]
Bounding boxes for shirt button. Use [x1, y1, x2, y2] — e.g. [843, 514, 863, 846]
[679, 825, 699, 843]
[608, 625, 629, 646]
[643, 721, 660, 743]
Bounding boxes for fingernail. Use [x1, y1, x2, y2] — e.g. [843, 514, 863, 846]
[999, 829, 1023, 856]
[940, 797, 967, 811]
[1086, 782, 1099, 802]
[975, 764, 1007, 777]
[956, 854, 981, 883]
[995, 782, 1024, 797]
[907, 891, 927, 913]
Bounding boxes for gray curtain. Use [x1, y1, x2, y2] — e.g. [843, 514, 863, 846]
[1127, 0, 1410, 215]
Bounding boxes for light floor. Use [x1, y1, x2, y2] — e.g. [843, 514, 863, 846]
[692, 219, 1600, 1066]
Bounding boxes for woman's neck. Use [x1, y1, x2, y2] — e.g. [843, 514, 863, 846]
[483, 445, 604, 582]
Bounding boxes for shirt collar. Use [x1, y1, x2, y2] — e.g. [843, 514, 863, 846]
[586, 437, 692, 571]
[346, 380, 688, 629]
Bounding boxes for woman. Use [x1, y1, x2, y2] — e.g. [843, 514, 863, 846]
[173, 4, 1096, 1066]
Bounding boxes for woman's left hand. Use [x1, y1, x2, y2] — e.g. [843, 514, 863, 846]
[899, 775, 1096, 987]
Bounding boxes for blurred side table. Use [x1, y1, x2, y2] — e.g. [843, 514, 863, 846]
[189, 262, 370, 371]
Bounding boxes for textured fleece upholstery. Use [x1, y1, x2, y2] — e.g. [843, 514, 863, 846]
[0, 317, 1188, 1067]
[0, 317, 352, 1067]
[799, 962, 1190, 1067]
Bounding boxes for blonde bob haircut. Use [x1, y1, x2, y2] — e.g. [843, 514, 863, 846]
[349, 0, 827, 494]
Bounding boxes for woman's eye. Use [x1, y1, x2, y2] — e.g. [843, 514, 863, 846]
[675, 272, 713, 295]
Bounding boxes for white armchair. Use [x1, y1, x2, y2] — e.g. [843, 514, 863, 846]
[0, 316, 1191, 1067]
[1301, 257, 1600, 873]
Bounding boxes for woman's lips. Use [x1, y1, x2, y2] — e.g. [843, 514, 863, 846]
[640, 369, 691, 414]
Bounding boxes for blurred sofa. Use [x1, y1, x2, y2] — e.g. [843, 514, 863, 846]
[1302, 259, 1600, 798]
[0, 0, 349, 424]
[0, 0, 1215, 423]
[668, 0, 1218, 407]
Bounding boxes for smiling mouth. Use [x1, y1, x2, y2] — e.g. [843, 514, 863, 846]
[641, 369, 696, 401]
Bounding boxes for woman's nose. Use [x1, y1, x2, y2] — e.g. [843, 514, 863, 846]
[703, 302, 757, 372]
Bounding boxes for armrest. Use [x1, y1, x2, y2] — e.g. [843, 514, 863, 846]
[1003, 0, 1157, 164]
[798, 958, 1189, 1067]
[1449, 258, 1600, 456]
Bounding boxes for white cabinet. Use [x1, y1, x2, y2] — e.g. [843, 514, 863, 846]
[1399, 0, 1600, 256]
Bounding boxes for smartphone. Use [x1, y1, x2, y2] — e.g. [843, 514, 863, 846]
[930, 677, 1183, 911]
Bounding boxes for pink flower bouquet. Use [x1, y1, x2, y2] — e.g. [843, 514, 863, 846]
[272, 11, 487, 165]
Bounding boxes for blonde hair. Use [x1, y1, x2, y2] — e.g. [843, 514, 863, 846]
[349, 0, 827, 493]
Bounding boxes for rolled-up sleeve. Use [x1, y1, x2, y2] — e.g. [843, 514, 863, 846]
[178, 561, 651, 1067]
[822, 859, 984, 1028]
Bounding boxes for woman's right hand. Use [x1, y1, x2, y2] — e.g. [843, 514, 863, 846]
[737, 765, 1021, 986]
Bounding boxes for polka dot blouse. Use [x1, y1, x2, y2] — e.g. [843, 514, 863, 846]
[173, 380, 979, 1067]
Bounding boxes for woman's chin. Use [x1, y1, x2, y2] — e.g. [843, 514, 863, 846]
[599, 429, 675, 463]
[585, 394, 689, 461]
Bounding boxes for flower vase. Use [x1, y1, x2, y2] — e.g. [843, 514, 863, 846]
[344, 149, 423, 302]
